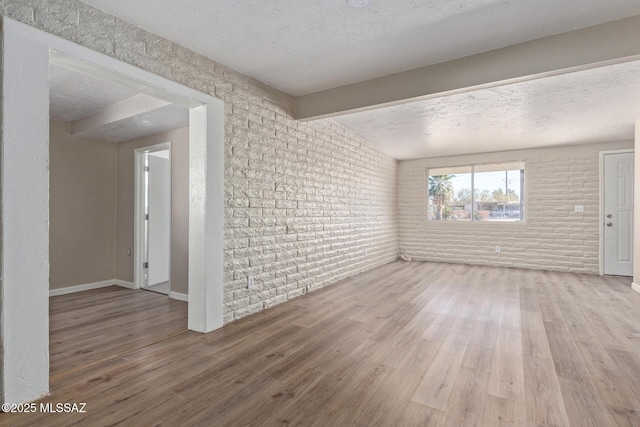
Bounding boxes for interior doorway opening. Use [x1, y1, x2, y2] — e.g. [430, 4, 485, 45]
[137, 144, 172, 295]
[2, 18, 224, 404]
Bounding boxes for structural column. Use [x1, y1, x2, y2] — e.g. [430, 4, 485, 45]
[1, 29, 50, 403]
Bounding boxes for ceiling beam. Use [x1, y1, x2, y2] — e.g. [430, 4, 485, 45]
[70, 93, 171, 135]
[294, 15, 640, 120]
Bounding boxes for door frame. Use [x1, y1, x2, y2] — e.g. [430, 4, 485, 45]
[1, 18, 224, 403]
[599, 148, 635, 275]
[135, 142, 172, 291]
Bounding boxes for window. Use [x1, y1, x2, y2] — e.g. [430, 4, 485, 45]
[428, 162, 525, 222]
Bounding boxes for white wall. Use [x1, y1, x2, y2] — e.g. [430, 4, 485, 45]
[398, 141, 633, 274]
[222, 116, 398, 322]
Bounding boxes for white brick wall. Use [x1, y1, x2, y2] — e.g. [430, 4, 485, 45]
[398, 142, 633, 274]
[223, 117, 397, 322]
[0, 0, 399, 324]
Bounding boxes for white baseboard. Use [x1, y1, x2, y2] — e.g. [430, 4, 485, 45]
[49, 280, 116, 297]
[113, 279, 136, 290]
[169, 291, 188, 302]
[49, 280, 190, 300]
[632, 282, 640, 294]
[50, 279, 137, 297]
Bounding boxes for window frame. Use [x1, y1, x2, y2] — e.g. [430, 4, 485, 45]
[426, 161, 526, 224]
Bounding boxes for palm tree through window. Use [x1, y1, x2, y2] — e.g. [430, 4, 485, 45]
[427, 162, 525, 222]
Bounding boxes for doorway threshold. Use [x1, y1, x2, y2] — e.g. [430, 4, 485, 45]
[144, 282, 170, 295]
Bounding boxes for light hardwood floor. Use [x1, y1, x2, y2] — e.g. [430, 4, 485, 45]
[2, 261, 639, 426]
[49, 286, 188, 389]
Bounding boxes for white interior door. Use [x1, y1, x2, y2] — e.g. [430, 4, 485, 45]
[147, 150, 171, 286]
[603, 152, 634, 276]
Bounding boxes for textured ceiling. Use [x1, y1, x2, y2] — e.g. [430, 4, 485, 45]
[79, 0, 640, 96]
[73, 1, 640, 157]
[335, 60, 640, 159]
[49, 65, 189, 143]
[49, 65, 136, 122]
[78, 104, 189, 143]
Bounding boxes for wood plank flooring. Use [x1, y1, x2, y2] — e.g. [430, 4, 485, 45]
[2, 261, 639, 426]
[49, 286, 188, 389]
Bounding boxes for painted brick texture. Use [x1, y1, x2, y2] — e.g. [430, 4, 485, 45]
[398, 142, 633, 274]
[223, 119, 397, 322]
[0, 1, 399, 324]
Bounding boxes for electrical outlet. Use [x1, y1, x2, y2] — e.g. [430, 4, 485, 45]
[247, 275, 255, 289]
[574, 205, 584, 212]
[127, 248, 132, 256]
[364, 249, 368, 256]
[495, 246, 501, 253]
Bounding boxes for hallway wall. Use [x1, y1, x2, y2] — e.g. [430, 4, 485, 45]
[49, 120, 117, 289]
